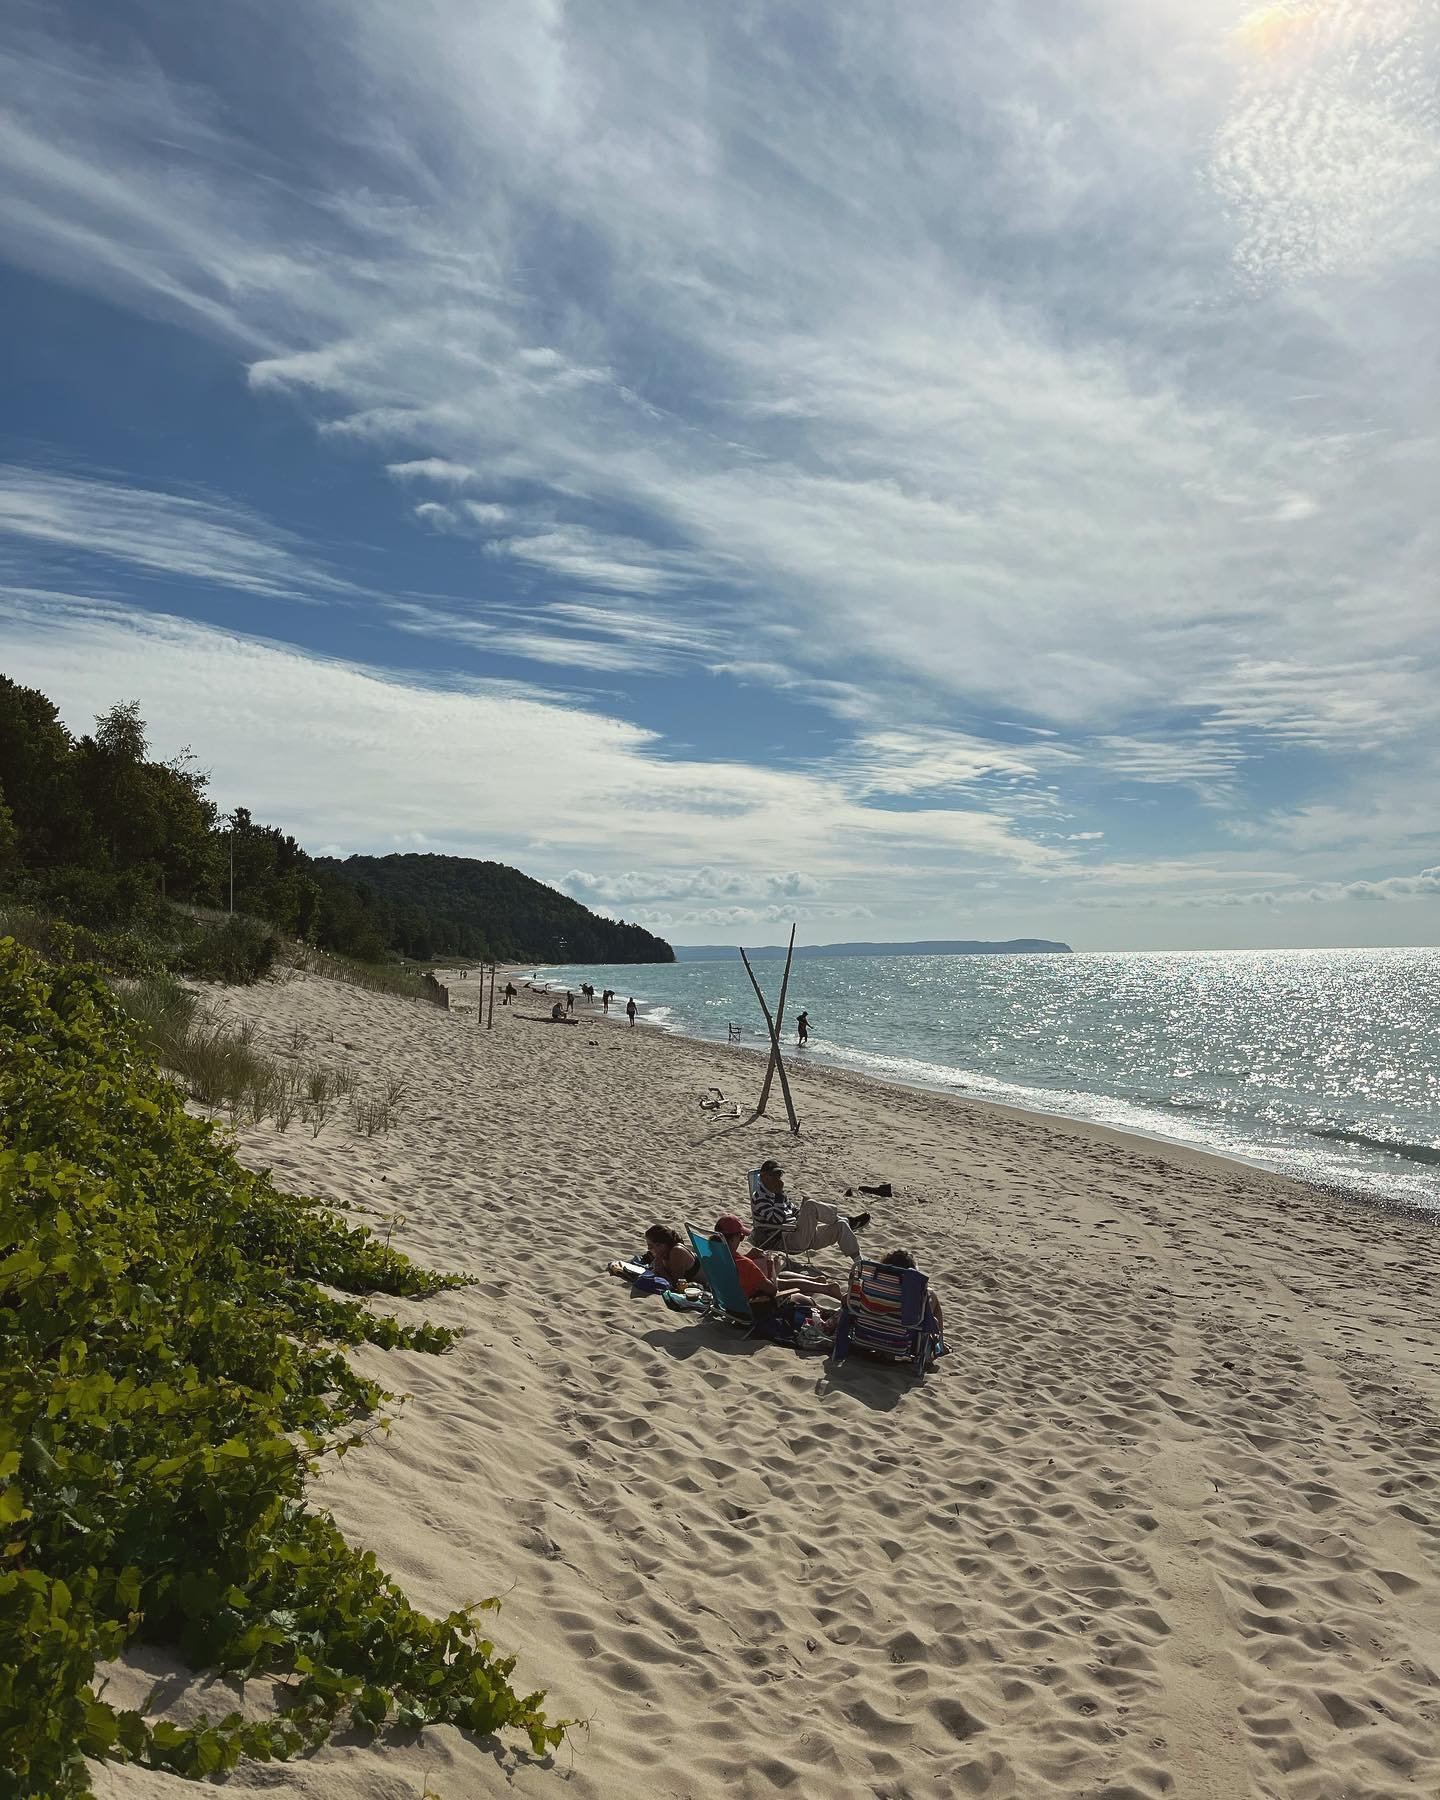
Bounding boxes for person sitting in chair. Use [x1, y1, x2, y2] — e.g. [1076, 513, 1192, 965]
[878, 1248, 945, 1339]
[714, 1215, 843, 1308]
[748, 1160, 870, 1260]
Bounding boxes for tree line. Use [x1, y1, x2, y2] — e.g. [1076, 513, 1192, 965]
[0, 675, 674, 968]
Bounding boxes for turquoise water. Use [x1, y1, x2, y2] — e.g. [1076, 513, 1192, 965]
[538, 949, 1440, 1211]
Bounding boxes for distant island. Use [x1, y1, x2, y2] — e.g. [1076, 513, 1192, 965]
[675, 938, 1072, 960]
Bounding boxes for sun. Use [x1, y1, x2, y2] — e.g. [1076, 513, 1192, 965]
[1232, 1, 1324, 58]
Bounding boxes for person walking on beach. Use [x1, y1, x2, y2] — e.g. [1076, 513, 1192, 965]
[603, 989, 611, 1013]
[796, 1009, 809, 1046]
[626, 996, 637, 1027]
[566, 989, 575, 1014]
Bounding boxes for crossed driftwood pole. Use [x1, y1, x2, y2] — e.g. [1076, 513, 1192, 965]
[739, 923, 800, 1135]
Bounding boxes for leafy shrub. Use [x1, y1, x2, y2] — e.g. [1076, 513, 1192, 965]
[22, 866, 169, 934]
[0, 941, 560, 1797]
[0, 907, 162, 979]
[179, 914, 280, 985]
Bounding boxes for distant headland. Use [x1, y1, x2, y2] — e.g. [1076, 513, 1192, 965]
[674, 938, 1072, 960]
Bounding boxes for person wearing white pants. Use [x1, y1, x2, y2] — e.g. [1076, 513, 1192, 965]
[748, 1159, 869, 1262]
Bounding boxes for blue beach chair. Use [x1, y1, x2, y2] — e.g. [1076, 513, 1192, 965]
[831, 1259, 939, 1380]
[685, 1224, 754, 1323]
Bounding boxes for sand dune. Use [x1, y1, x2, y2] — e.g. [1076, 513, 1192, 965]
[89, 969, 1439, 1799]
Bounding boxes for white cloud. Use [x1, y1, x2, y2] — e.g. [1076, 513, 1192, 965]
[0, 594, 1055, 899]
[0, 466, 350, 600]
[561, 867, 823, 904]
[1095, 732, 1249, 800]
[1214, 0, 1440, 286]
[844, 728, 1054, 799]
[1079, 864, 1440, 910]
[387, 596, 713, 675]
[3, 0, 1433, 761]
[488, 525, 715, 597]
[386, 458, 476, 487]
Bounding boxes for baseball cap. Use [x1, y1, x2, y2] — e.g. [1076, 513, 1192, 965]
[714, 1213, 749, 1239]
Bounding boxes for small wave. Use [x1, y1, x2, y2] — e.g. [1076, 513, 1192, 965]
[1310, 1126, 1440, 1167]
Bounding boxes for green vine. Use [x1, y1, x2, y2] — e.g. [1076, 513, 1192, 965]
[0, 940, 562, 1796]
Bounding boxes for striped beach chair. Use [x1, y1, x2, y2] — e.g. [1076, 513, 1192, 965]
[831, 1259, 939, 1380]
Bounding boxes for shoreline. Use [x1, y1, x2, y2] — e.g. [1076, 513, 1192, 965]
[514, 970, 1438, 1225]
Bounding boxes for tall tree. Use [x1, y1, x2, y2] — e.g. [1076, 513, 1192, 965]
[0, 677, 96, 871]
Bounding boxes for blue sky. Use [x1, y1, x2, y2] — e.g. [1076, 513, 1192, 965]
[1, 0, 1437, 949]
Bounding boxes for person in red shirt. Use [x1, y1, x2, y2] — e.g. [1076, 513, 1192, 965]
[713, 1215, 842, 1306]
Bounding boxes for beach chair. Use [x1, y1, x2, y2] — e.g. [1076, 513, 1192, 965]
[685, 1224, 754, 1324]
[831, 1260, 939, 1380]
[746, 1169, 802, 1258]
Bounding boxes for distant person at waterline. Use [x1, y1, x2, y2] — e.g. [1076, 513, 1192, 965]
[748, 1159, 868, 1261]
[797, 1009, 809, 1046]
[626, 996, 637, 1027]
[566, 989, 575, 1014]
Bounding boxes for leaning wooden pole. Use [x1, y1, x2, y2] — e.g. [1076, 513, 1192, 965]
[755, 923, 797, 1117]
[739, 941, 800, 1134]
[487, 962, 496, 1030]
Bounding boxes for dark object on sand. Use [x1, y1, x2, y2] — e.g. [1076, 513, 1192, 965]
[858, 1182, 893, 1198]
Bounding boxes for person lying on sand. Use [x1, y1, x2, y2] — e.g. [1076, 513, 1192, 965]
[714, 1214, 844, 1308]
[878, 1248, 945, 1338]
[641, 1223, 698, 1286]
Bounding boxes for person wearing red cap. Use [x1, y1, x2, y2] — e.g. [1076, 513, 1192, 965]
[713, 1216, 842, 1307]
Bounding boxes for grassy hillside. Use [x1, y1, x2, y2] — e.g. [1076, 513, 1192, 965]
[319, 853, 674, 965]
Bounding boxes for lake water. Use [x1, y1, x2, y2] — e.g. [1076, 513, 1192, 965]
[537, 948, 1440, 1212]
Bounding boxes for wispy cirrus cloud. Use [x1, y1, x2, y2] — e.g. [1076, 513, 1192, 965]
[0, 466, 351, 600]
[3, 2, 1433, 753]
[388, 591, 717, 675]
[1079, 864, 1440, 910]
[562, 867, 823, 905]
[386, 458, 477, 486]
[0, 592, 1056, 885]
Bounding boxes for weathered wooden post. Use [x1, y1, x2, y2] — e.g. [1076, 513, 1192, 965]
[487, 962, 496, 1030]
[739, 925, 800, 1134]
[755, 922, 796, 1118]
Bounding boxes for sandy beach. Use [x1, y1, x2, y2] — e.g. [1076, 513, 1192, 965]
[89, 967, 1439, 1800]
